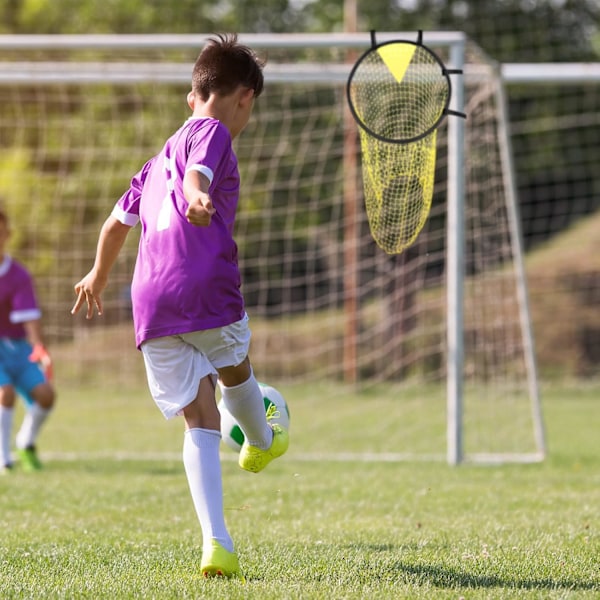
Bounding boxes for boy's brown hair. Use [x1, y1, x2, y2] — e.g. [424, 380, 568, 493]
[192, 33, 265, 101]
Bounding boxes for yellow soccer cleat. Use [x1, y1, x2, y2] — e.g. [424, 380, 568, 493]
[200, 539, 245, 581]
[238, 422, 289, 473]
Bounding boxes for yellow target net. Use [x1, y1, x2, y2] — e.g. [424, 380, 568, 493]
[347, 33, 462, 254]
[358, 128, 437, 254]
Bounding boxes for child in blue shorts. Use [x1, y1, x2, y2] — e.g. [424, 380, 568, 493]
[0, 209, 55, 472]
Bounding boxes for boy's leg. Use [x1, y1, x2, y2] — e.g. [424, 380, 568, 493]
[218, 362, 273, 450]
[15, 401, 52, 449]
[183, 317, 275, 452]
[0, 379, 16, 469]
[183, 428, 232, 549]
[15, 401, 52, 471]
[142, 338, 242, 579]
[16, 380, 54, 439]
[183, 425, 242, 579]
[182, 377, 233, 554]
[183, 317, 289, 472]
[0, 403, 14, 469]
[218, 361, 289, 473]
[14, 365, 54, 471]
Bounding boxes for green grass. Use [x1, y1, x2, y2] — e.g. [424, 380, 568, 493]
[1, 381, 598, 599]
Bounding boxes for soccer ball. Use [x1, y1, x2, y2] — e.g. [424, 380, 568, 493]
[218, 382, 290, 452]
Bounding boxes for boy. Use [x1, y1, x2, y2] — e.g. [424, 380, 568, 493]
[0, 209, 55, 473]
[71, 34, 288, 580]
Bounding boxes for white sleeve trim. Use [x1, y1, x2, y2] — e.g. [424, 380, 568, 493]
[186, 164, 214, 185]
[0, 255, 11, 277]
[10, 308, 42, 324]
[111, 205, 140, 227]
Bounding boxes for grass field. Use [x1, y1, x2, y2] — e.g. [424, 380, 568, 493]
[0, 380, 598, 599]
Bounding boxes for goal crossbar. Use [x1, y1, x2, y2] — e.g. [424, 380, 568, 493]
[0, 31, 466, 49]
[1, 61, 598, 85]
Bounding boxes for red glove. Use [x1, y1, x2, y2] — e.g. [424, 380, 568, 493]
[29, 344, 53, 382]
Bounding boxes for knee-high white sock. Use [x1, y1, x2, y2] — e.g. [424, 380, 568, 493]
[0, 406, 14, 467]
[220, 373, 272, 450]
[16, 403, 52, 450]
[183, 428, 233, 553]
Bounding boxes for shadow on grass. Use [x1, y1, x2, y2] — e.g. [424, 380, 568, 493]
[358, 544, 597, 592]
[395, 561, 598, 592]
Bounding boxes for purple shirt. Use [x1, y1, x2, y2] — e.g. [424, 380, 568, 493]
[0, 256, 42, 339]
[112, 117, 245, 347]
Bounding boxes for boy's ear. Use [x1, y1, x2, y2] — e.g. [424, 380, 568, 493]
[239, 87, 255, 106]
[187, 90, 195, 110]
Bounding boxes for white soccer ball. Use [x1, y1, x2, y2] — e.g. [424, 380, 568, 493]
[218, 382, 290, 452]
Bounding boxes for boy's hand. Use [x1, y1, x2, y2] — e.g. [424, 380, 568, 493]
[186, 193, 215, 227]
[29, 344, 53, 381]
[71, 273, 106, 319]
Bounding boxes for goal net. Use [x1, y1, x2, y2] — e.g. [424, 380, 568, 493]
[0, 34, 546, 463]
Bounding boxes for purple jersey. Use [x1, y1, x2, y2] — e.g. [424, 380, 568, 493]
[112, 117, 245, 347]
[0, 256, 42, 339]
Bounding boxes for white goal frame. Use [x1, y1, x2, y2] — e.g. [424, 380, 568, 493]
[1, 32, 584, 465]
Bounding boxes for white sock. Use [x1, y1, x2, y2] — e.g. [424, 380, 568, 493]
[0, 406, 14, 467]
[220, 372, 272, 450]
[183, 427, 233, 553]
[16, 403, 52, 450]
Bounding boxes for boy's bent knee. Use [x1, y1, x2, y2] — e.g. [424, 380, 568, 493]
[30, 383, 55, 410]
[0, 385, 17, 407]
[217, 357, 252, 387]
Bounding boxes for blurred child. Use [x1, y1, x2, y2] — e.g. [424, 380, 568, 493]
[0, 209, 55, 473]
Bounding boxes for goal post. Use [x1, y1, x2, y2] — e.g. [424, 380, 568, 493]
[447, 40, 545, 465]
[445, 36, 467, 465]
[494, 74, 546, 462]
[0, 32, 555, 464]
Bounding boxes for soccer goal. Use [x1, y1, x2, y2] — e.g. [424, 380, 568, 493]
[0, 32, 548, 464]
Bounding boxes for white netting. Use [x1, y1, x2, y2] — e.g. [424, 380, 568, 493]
[2, 37, 584, 460]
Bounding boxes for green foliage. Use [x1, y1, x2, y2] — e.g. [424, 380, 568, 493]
[0, 147, 60, 275]
[2, 0, 216, 34]
[436, 0, 599, 62]
[1, 80, 188, 300]
[3, 0, 599, 61]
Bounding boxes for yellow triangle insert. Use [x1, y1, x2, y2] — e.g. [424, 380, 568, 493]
[377, 43, 416, 83]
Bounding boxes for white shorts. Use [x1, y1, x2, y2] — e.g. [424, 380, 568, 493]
[140, 313, 251, 419]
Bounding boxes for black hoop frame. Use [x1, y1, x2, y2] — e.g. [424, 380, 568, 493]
[346, 30, 465, 145]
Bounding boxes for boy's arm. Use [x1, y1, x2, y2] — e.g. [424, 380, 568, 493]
[23, 319, 53, 380]
[71, 216, 131, 319]
[22, 318, 45, 348]
[183, 169, 215, 227]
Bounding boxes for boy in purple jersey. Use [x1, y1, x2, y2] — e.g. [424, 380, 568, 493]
[71, 34, 288, 580]
[0, 210, 56, 473]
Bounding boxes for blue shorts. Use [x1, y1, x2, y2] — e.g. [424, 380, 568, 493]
[0, 338, 45, 407]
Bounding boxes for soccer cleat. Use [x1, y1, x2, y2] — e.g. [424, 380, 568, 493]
[1, 463, 13, 475]
[238, 420, 289, 473]
[17, 446, 42, 472]
[200, 539, 245, 581]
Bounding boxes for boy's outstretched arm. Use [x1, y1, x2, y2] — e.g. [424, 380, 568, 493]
[71, 216, 131, 319]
